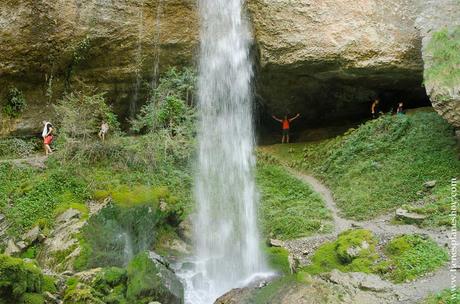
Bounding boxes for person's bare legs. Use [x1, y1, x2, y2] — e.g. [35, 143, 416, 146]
[286, 135, 290, 143]
[282, 135, 285, 144]
[44, 143, 48, 156]
[45, 144, 52, 155]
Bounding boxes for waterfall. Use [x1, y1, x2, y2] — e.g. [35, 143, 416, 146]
[179, 0, 272, 303]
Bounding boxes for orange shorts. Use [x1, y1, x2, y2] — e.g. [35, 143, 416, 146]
[44, 135, 53, 145]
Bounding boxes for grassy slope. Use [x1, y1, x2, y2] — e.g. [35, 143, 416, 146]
[256, 162, 333, 240]
[0, 136, 192, 237]
[262, 110, 460, 222]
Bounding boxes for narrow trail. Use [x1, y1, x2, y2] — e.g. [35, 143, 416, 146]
[0, 155, 47, 168]
[283, 165, 455, 303]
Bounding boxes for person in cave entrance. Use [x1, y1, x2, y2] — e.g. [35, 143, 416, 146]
[272, 113, 301, 144]
[371, 98, 382, 119]
[396, 102, 405, 115]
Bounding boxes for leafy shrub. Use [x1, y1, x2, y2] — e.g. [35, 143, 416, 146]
[0, 138, 38, 159]
[0, 254, 44, 302]
[54, 90, 119, 140]
[131, 67, 196, 134]
[2, 87, 27, 118]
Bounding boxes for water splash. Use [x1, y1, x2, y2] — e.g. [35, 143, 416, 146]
[178, 0, 272, 303]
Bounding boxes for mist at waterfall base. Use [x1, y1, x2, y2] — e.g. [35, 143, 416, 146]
[177, 0, 273, 303]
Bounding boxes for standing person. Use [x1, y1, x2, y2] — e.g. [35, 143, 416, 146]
[371, 98, 381, 119]
[42, 121, 54, 156]
[272, 113, 300, 144]
[98, 121, 109, 141]
[396, 102, 405, 115]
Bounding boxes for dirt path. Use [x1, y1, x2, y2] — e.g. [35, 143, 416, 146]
[0, 155, 47, 168]
[283, 166, 455, 302]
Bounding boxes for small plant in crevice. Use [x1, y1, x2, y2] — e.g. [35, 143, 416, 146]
[65, 35, 92, 89]
[2, 87, 27, 118]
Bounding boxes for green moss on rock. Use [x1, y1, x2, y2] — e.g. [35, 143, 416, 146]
[0, 254, 44, 301]
[126, 252, 184, 304]
[304, 229, 378, 275]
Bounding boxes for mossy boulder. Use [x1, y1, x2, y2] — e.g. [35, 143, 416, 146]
[0, 254, 44, 303]
[335, 229, 377, 264]
[304, 229, 379, 275]
[126, 252, 184, 304]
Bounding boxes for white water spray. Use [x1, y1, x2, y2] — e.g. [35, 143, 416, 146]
[178, 0, 272, 303]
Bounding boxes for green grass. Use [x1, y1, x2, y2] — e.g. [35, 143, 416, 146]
[301, 230, 448, 283]
[425, 27, 460, 91]
[382, 235, 448, 283]
[264, 246, 291, 274]
[262, 111, 460, 222]
[256, 162, 333, 240]
[0, 163, 88, 235]
[421, 288, 460, 304]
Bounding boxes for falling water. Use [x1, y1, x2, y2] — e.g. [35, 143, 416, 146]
[151, 0, 163, 88]
[130, 0, 145, 120]
[178, 0, 272, 303]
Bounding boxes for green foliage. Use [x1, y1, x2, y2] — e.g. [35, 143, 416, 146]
[76, 197, 171, 270]
[403, 184, 460, 228]
[256, 162, 332, 240]
[0, 164, 88, 234]
[0, 254, 44, 302]
[382, 235, 448, 283]
[20, 246, 37, 260]
[421, 288, 460, 304]
[0, 138, 39, 159]
[54, 90, 119, 140]
[42, 275, 57, 294]
[267, 111, 460, 221]
[2, 87, 27, 118]
[303, 229, 378, 275]
[18, 293, 44, 304]
[93, 267, 127, 304]
[131, 67, 196, 134]
[265, 246, 290, 274]
[64, 278, 104, 304]
[126, 252, 183, 303]
[425, 27, 460, 91]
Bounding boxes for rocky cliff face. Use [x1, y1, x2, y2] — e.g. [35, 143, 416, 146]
[0, 0, 199, 136]
[0, 0, 458, 136]
[248, 0, 427, 124]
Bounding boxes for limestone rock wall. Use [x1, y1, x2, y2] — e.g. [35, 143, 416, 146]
[0, 0, 199, 136]
[0, 0, 459, 136]
[248, 0, 425, 124]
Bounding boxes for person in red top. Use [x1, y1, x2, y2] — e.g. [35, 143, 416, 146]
[272, 113, 300, 144]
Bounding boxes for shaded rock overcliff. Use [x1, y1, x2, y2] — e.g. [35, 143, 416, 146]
[0, 0, 198, 136]
[0, 0, 459, 136]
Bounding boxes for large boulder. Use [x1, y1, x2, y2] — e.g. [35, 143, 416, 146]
[416, 0, 460, 128]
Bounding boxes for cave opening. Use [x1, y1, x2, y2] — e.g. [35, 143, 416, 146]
[255, 79, 432, 145]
